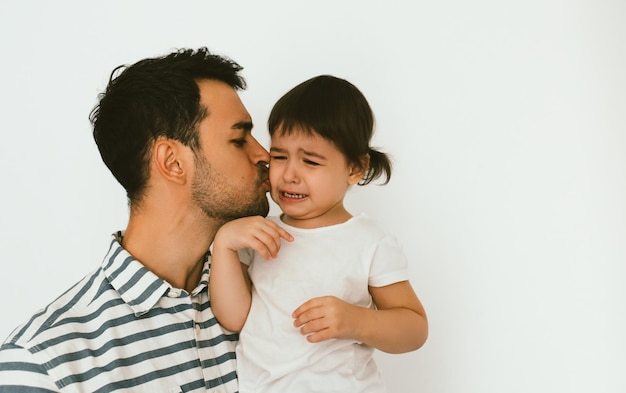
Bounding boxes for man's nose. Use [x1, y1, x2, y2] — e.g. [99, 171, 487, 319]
[249, 137, 270, 165]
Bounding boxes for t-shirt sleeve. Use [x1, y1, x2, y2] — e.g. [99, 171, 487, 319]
[237, 248, 255, 266]
[368, 234, 410, 287]
[0, 343, 60, 391]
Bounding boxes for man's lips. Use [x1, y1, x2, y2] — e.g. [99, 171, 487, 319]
[262, 178, 271, 191]
[258, 169, 270, 191]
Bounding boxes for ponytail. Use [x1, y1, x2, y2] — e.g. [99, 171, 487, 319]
[359, 148, 392, 185]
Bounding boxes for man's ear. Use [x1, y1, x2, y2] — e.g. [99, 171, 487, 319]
[153, 138, 188, 185]
[348, 154, 370, 185]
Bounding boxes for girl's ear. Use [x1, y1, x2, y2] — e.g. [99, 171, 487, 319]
[348, 154, 370, 185]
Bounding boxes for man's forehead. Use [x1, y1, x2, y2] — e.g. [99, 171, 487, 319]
[232, 120, 254, 132]
[197, 79, 236, 106]
[197, 80, 252, 127]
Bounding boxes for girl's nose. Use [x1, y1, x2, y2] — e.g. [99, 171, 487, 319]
[282, 161, 299, 183]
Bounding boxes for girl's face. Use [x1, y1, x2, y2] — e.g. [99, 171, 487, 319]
[269, 130, 363, 229]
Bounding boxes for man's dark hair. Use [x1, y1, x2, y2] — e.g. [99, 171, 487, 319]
[90, 47, 246, 204]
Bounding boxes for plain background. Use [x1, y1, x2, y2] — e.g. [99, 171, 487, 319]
[1, 1, 624, 392]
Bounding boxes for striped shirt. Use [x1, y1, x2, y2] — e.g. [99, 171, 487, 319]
[0, 233, 239, 392]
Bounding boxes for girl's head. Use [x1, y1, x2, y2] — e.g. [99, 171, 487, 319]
[268, 75, 391, 185]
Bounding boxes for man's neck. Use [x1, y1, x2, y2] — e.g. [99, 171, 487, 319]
[121, 208, 219, 293]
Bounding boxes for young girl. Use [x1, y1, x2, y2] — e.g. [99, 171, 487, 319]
[209, 75, 428, 392]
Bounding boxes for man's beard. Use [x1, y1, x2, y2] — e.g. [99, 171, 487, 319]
[191, 156, 269, 224]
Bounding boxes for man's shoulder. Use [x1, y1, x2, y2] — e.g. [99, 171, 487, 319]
[2, 266, 109, 350]
[0, 265, 112, 391]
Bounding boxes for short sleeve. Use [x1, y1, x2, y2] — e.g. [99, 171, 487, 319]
[237, 248, 255, 266]
[368, 235, 409, 287]
[0, 343, 60, 392]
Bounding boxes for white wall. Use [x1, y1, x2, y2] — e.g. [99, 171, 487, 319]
[1, 1, 624, 392]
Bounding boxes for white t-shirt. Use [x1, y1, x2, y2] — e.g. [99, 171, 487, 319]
[235, 214, 409, 392]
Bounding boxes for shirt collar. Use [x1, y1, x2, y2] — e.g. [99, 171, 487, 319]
[102, 232, 210, 316]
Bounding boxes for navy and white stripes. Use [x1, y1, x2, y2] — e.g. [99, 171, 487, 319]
[0, 235, 238, 392]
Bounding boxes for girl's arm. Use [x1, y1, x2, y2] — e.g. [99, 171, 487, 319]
[292, 281, 428, 354]
[364, 281, 428, 353]
[209, 216, 293, 332]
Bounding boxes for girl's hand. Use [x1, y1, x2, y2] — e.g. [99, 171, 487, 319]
[291, 282, 428, 353]
[292, 296, 363, 343]
[214, 216, 293, 260]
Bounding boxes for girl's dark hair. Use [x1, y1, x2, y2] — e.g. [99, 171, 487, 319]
[268, 75, 391, 185]
[89, 47, 246, 204]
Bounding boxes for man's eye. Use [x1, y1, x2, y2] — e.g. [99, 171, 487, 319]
[233, 139, 247, 147]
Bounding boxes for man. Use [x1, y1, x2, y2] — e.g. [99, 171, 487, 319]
[0, 48, 270, 392]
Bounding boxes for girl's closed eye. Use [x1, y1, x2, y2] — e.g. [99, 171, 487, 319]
[303, 159, 320, 166]
[270, 155, 287, 161]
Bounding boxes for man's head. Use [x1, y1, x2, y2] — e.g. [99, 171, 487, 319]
[189, 79, 271, 223]
[90, 48, 270, 220]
